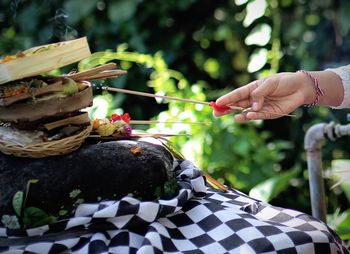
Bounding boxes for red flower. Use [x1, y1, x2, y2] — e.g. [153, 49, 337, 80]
[110, 113, 121, 122]
[110, 113, 131, 124]
[209, 101, 231, 113]
[121, 113, 131, 123]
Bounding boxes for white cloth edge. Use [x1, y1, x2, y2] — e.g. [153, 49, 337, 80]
[326, 64, 350, 109]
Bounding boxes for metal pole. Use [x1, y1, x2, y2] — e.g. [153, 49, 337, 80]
[304, 121, 350, 222]
[304, 123, 327, 222]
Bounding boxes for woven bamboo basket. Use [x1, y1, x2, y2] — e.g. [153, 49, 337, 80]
[0, 125, 92, 158]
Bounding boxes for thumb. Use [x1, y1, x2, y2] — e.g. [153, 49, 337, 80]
[250, 78, 276, 111]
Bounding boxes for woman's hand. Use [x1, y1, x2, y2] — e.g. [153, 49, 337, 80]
[213, 72, 319, 122]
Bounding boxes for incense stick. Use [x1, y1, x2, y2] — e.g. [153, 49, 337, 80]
[88, 133, 192, 140]
[102, 86, 209, 105]
[102, 86, 295, 117]
[130, 120, 212, 125]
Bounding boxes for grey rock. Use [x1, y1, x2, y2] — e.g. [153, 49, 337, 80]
[0, 140, 174, 216]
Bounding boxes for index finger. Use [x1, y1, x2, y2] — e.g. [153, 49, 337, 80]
[216, 81, 257, 106]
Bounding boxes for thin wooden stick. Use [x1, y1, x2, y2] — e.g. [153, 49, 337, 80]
[81, 70, 127, 81]
[130, 133, 191, 137]
[67, 63, 117, 80]
[103, 86, 295, 117]
[102, 86, 209, 105]
[44, 112, 90, 130]
[203, 172, 228, 192]
[88, 133, 191, 140]
[129, 120, 212, 125]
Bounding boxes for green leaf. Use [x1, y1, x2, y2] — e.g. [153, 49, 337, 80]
[329, 210, 350, 241]
[163, 179, 179, 199]
[27, 179, 39, 185]
[12, 191, 24, 217]
[30, 216, 57, 228]
[24, 179, 39, 207]
[23, 207, 57, 228]
[58, 210, 68, 217]
[63, 79, 78, 95]
[338, 211, 350, 228]
[249, 167, 300, 202]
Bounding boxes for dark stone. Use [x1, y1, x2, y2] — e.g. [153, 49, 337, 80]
[0, 140, 174, 216]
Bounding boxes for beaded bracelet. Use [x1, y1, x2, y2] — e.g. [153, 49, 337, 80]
[297, 70, 325, 107]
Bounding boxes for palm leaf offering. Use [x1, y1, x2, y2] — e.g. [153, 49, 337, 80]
[0, 37, 91, 85]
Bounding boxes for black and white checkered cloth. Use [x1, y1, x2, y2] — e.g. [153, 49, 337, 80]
[0, 160, 348, 254]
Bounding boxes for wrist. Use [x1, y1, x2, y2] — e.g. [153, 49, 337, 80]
[297, 70, 344, 107]
[296, 71, 323, 106]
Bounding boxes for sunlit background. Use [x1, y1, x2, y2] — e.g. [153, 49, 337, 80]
[1, 0, 350, 246]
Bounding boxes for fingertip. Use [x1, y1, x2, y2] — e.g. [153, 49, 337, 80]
[245, 112, 258, 120]
[213, 110, 226, 118]
[233, 114, 247, 122]
[215, 97, 226, 106]
[246, 111, 271, 120]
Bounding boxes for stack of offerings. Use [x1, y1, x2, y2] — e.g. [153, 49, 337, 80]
[0, 37, 93, 158]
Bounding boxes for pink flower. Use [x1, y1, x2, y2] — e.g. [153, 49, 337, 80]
[123, 125, 132, 136]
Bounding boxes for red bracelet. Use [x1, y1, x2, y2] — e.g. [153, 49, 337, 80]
[297, 70, 325, 107]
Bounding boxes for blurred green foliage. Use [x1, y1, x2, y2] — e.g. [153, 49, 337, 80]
[1, 0, 350, 242]
[79, 50, 291, 193]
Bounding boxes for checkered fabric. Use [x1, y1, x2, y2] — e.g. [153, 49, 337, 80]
[0, 160, 348, 254]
